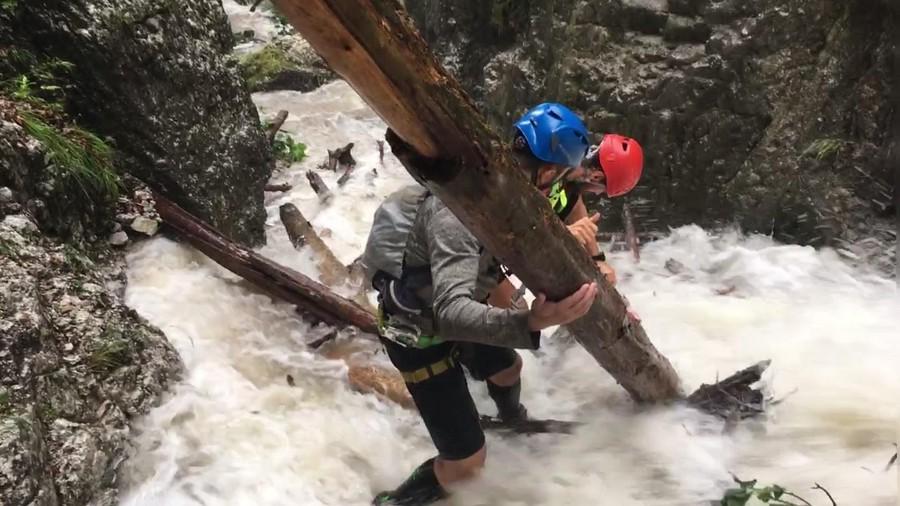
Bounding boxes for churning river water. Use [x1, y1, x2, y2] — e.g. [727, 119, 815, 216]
[117, 4, 898, 505]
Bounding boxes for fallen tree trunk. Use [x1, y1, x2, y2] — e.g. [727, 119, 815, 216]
[272, 0, 768, 409]
[154, 191, 378, 335]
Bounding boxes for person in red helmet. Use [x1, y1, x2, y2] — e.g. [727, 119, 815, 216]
[489, 127, 644, 311]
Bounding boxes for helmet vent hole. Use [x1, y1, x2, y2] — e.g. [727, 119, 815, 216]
[547, 110, 562, 120]
[622, 142, 629, 151]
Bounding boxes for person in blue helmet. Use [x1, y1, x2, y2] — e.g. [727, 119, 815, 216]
[367, 103, 641, 506]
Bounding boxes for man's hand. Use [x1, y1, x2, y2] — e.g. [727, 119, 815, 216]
[597, 261, 617, 285]
[527, 282, 598, 331]
[566, 213, 600, 250]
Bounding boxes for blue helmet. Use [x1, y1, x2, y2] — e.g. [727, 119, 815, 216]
[514, 103, 591, 168]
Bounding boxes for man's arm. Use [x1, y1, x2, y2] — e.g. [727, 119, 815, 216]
[427, 208, 540, 349]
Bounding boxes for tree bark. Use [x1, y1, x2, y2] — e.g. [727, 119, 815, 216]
[154, 191, 378, 335]
[271, 0, 682, 402]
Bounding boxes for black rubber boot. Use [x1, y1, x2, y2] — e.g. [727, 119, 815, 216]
[372, 457, 448, 506]
[487, 379, 528, 423]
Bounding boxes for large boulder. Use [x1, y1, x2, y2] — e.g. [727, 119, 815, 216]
[20, 0, 273, 246]
[407, 0, 896, 254]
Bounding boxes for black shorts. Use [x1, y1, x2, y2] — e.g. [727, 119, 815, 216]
[379, 337, 520, 461]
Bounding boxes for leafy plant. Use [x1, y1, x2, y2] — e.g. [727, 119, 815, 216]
[88, 330, 130, 375]
[801, 138, 847, 161]
[720, 476, 836, 505]
[273, 132, 307, 163]
[19, 112, 120, 203]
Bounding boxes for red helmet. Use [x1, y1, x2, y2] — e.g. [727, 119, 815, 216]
[597, 134, 643, 197]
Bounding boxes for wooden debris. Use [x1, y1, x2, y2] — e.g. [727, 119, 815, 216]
[319, 142, 356, 171]
[266, 110, 289, 145]
[336, 165, 355, 187]
[265, 183, 293, 192]
[279, 203, 376, 312]
[306, 170, 333, 202]
[153, 191, 378, 334]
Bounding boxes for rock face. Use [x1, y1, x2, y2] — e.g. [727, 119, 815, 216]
[20, 0, 273, 246]
[407, 0, 896, 252]
[0, 105, 182, 506]
[0, 213, 182, 506]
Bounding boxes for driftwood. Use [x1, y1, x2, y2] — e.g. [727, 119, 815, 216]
[153, 191, 377, 334]
[318, 142, 356, 172]
[306, 170, 333, 202]
[271, 0, 769, 414]
[279, 203, 376, 311]
[265, 183, 293, 192]
[377, 140, 385, 163]
[266, 110, 289, 145]
[336, 165, 355, 187]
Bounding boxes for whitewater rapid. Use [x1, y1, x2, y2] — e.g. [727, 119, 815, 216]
[117, 4, 898, 505]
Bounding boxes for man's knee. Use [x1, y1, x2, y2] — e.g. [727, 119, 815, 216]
[487, 354, 522, 387]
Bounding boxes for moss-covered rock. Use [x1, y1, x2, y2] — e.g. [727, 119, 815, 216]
[239, 37, 335, 93]
[17, 0, 273, 246]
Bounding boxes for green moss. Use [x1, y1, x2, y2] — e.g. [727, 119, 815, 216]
[62, 243, 95, 273]
[0, 389, 9, 415]
[19, 112, 120, 204]
[238, 45, 296, 91]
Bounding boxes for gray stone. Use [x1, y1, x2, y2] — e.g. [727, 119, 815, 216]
[23, 0, 273, 247]
[129, 216, 159, 236]
[0, 186, 13, 204]
[406, 0, 896, 257]
[107, 231, 128, 246]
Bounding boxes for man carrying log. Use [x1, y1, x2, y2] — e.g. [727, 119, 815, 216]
[364, 103, 643, 506]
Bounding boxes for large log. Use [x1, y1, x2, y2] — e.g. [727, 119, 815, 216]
[154, 192, 378, 335]
[272, 0, 682, 402]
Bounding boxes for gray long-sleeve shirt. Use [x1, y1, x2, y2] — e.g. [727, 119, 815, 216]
[402, 194, 540, 350]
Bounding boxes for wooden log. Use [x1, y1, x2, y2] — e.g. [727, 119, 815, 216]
[271, 0, 681, 402]
[265, 182, 292, 192]
[336, 165, 355, 187]
[266, 110, 289, 145]
[279, 203, 347, 285]
[153, 191, 378, 334]
[306, 170, 333, 202]
[279, 203, 377, 312]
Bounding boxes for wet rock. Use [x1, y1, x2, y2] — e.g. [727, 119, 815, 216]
[663, 15, 711, 44]
[407, 0, 895, 258]
[21, 0, 273, 247]
[107, 231, 128, 246]
[0, 218, 182, 506]
[239, 36, 335, 93]
[0, 186, 12, 204]
[129, 216, 158, 236]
